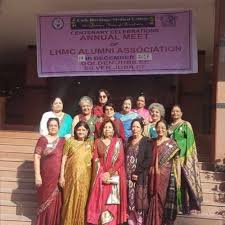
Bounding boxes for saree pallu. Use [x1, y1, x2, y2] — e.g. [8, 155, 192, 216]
[34, 136, 65, 225]
[169, 121, 203, 213]
[126, 136, 152, 225]
[58, 113, 72, 137]
[146, 139, 179, 225]
[87, 137, 127, 225]
[61, 138, 93, 225]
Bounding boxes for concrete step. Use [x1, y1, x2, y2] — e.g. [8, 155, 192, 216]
[0, 187, 36, 201]
[0, 167, 34, 178]
[0, 130, 39, 139]
[202, 190, 225, 203]
[0, 151, 33, 160]
[0, 158, 33, 169]
[201, 201, 225, 215]
[199, 162, 215, 171]
[201, 180, 225, 192]
[175, 214, 225, 225]
[0, 138, 37, 146]
[0, 176, 35, 189]
[200, 170, 225, 182]
[0, 144, 34, 153]
[0, 213, 35, 225]
[0, 200, 37, 215]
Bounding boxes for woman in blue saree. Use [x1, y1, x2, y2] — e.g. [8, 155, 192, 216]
[114, 96, 139, 140]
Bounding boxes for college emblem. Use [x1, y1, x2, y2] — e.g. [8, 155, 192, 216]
[52, 18, 64, 30]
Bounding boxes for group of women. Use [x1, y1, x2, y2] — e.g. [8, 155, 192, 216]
[35, 89, 203, 225]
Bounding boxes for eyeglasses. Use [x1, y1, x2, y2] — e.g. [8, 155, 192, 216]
[99, 95, 107, 99]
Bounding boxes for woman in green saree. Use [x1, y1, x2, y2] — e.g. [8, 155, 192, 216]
[168, 105, 203, 214]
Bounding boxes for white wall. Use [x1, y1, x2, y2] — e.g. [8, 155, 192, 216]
[0, 0, 215, 69]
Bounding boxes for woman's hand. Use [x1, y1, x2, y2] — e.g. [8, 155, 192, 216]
[132, 174, 138, 181]
[35, 176, 42, 187]
[102, 172, 110, 184]
[59, 176, 65, 188]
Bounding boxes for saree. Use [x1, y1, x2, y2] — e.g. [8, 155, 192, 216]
[169, 121, 203, 213]
[126, 136, 152, 225]
[34, 136, 65, 225]
[61, 138, 93, 225]
[87, 137, 127, 225]
[132, 108, 151, 121]
[143, 122, 158, 140]
[114, 112, 139, 140]
[146, 139, 179, 225]
[40, 111, 72, 138]
[78, 114, 98, 140]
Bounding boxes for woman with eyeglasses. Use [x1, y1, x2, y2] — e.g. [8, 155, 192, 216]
[93, 89, 111, 117]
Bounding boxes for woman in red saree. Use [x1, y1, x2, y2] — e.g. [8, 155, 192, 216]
[87, 119, 127, 225]
[34, 118, 65, 225]
[146, 119, 180, 225]
[95, 102, 125, 142]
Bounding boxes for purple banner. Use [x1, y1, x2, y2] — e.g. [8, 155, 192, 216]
[36, 10, 197, 77]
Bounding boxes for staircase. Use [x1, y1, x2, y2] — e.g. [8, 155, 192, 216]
[0, 130, 39, 225]
[0, 130, 225, 225]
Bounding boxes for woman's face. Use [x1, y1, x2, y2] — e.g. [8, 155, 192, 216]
[104, 106, 115, 119]
[171, 106, 182, 121]
[156, 121, 167, 138]
[80, 101, 93, 115]
[76, 126, 88, 140]
[136, 96, 145, 109]
[103, 122, 114, 138]
[98, 91, 108, 105]
[131, 121, 143, 137]
[52, 98, 63, 113]
[122, 99, 132, 113]
[48, 120, 59, 136]
[150, 108, 161, 122]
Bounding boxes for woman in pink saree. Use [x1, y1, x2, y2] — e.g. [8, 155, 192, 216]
[87, 119, 127, 225]
[34, 118, 65, 225]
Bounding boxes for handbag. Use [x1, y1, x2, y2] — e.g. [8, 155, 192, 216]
[106, 175, 120, 204]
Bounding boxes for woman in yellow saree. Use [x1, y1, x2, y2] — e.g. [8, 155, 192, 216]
[59, 121, 93, 225]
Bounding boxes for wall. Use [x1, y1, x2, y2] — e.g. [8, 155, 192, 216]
[0, 0, 215, 69]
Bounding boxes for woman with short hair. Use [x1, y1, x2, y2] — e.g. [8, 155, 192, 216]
[72, 96, 98, 140]
[114, 96, 139, 140]
[126, 118, 152, 225]
[87, 119, 127, 225]
[34, 117, 65, 225]
[143, 103, 165, 139]
[39, 97, 72, 138]
[60, 121, 93, 225]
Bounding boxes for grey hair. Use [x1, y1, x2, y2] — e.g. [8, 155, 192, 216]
[79, 96, 93, 106]
[148, 103, 165, 118]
